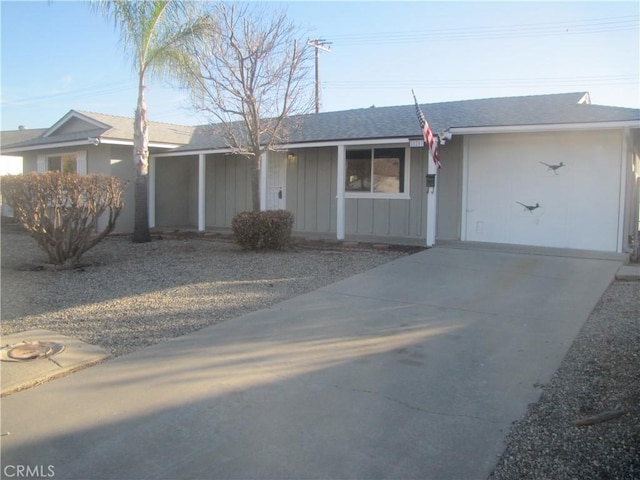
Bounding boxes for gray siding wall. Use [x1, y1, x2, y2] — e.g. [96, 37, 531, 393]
[108, 145, 135, 233]
[436, 135, 463, 240]
[287, 147, 337, 234]
[52, 118, 98, 135]
[155, 156, 196, 227]
[286, 145, 428, 243]
[205, 154, 253, 228]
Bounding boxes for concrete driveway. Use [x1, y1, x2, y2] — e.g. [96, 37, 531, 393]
[0, 245, 623, 480]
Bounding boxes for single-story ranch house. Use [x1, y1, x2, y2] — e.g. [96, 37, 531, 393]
[1, 92, 639, 256]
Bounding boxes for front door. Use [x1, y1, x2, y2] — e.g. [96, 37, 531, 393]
[266, 151, 287, 210]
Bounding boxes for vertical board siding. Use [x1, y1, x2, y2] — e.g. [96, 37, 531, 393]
[155, 156, 194, 227]
[436, 136, 463, 240]
[304, 149, 318, 230]
[372, 200, 390, 235]
[344, 148, 426, 239]
[288, 147, 336, 233]
[203, 154, 252, 228]
[285, 145, 428, 241]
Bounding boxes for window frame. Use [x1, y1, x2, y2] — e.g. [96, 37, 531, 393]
[37, 150, 87, 175]
[47, 153, 78, 173]
[344, 144, 410, 199]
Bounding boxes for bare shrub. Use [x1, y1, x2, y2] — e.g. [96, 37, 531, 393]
[231, 210, 294, 250]
[1, 172, 124, 265]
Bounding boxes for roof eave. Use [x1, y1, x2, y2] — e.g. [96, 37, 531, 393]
[1, 139, 97, 154]
[450, 120, 639, 135]
[153, 136, 415, 158]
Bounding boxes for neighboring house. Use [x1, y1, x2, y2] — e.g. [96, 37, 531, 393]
[2, 92, 639, 255]
[1, 111, 195, 232]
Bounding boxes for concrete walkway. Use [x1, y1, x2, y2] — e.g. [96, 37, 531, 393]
[0, 246, 624, 480]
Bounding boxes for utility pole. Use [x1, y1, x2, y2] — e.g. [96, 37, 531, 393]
[307, 39, 331, 113]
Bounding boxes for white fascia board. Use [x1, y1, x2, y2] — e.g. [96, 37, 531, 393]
[98, 138, 182, 149]
[279, 138, 412, 149]
[450, 120, 639, 135]
[1, 140, 97, 154]
[153, 138, 413, 158]
[43, 111, 110, 137]
[153, 147, 235, 158]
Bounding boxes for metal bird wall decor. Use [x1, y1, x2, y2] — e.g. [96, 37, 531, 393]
[516, 202, 541, 213]
[540, 161, 564, 174]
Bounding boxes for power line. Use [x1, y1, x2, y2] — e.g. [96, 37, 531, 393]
[324, 74, 639, 90]
[328, 15, 639, 46]
[2, 80, 136, 107]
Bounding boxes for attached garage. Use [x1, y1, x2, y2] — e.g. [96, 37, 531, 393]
[462, 130, 626, 252]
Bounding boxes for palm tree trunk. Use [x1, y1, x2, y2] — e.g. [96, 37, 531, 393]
[132, 74, 151, 243]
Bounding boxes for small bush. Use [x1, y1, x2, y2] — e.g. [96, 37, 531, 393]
[231, 210, 294, 250]
[1, 172, 124, 265]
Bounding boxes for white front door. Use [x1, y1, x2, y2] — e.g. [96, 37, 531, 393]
[266, 151, 287, 210]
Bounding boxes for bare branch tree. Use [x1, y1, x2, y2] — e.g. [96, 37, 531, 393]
[181, 3, 314, 211]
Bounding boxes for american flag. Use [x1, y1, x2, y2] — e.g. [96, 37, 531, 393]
[412, 90, 441, 169]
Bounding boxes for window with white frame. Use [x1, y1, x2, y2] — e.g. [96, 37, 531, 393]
[345, 147, 408, 196]
[37, 151, 87, 174]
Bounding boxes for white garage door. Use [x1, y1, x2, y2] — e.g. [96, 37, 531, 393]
[463, 131, 623, 252]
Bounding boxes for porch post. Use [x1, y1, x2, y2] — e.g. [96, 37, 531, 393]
[425, 150, 438, 247]
[198, 153, 206, 232]
[149, 155, 156, 228]
[260, 152, 268, 211]
[336, 144, 346, 240]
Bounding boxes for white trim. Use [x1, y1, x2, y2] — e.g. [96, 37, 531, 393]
[2, 138, 182, 154]
[259, 152, 267, 211]
[345, 192, 411, 200]
[344, 144, 411, 198]
[617, 128, 630, 253]
[281, 138, 412, 149]
[149, 156, 156, 228]
[425, 150, 438, 247]
[460, 136, 470, 241]
[38, 150, 86, 174]
[2, 140, 98, 154]
[450, 120, 639, 135]
[198, 153, 206, 231]
[99, 138, 183, 148]
[153, 138, 413, 158]
[153, 147, 236, 158]
[76, 150, 87, 175]
[36, 154, 46, 173]
[336, 145, 346, 240]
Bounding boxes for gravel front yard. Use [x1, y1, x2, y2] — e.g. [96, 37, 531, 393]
[2, 227, 638, 477]
[1, 228, 408, 357]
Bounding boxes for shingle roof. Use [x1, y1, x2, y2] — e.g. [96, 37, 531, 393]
[0, 110, 196, 152]
[2, 93, 638, 154]
[173, 92, 640, 152]
[0, 128, 48, 149]
[74, 111, 196, 144]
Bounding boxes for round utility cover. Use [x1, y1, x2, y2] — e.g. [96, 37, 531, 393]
[0, 341, 65, 362]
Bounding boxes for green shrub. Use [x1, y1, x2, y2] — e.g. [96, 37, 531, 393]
[231, 210, 294, 250]
[1, 172, 124, 265]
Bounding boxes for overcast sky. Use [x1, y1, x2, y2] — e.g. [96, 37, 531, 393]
[1, 1, 638, 130]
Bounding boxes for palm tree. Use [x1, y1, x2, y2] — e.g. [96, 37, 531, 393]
[93, 0, 208, 242]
